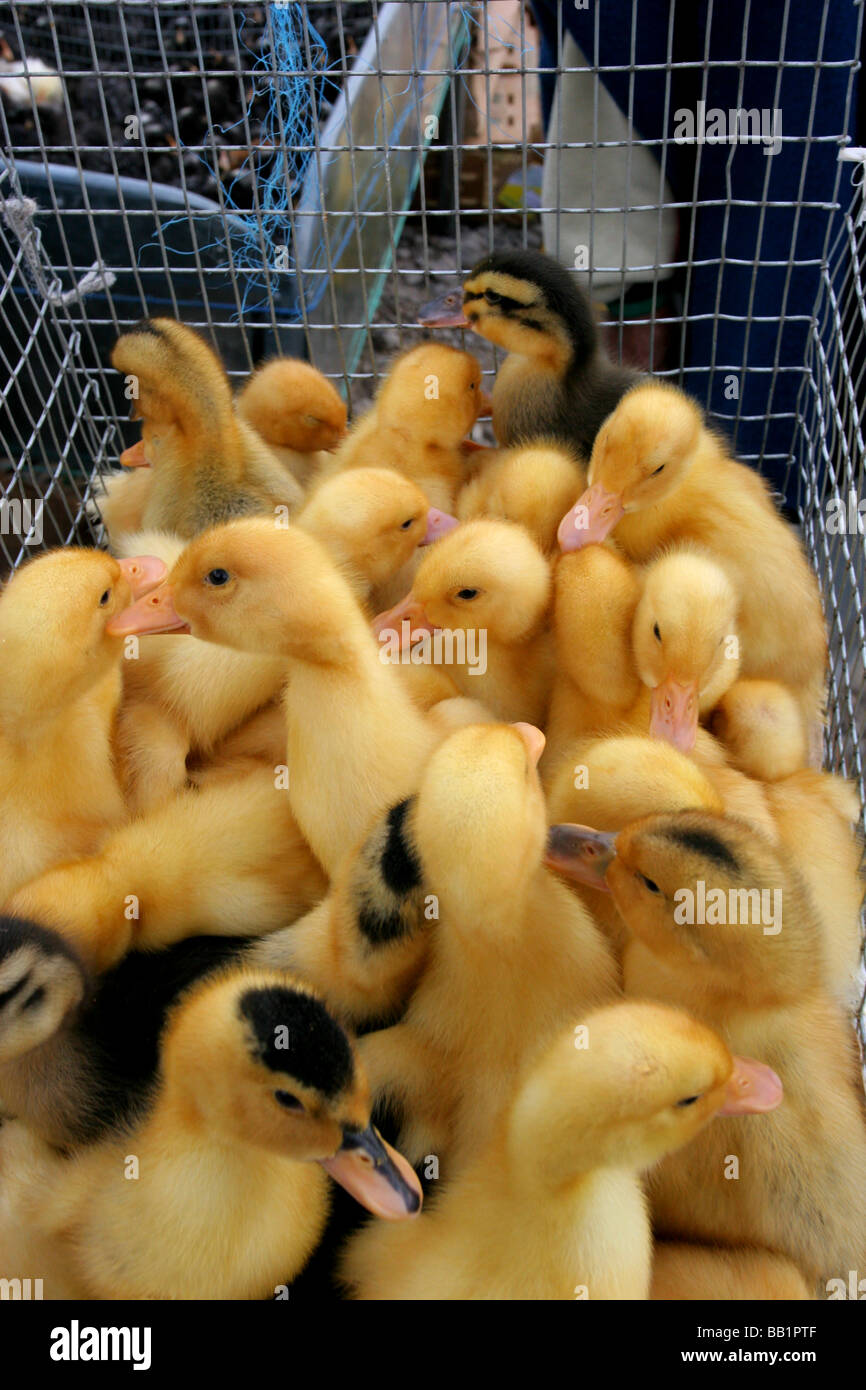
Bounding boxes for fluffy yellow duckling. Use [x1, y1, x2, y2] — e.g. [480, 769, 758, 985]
[328, 343, 489, 512]
[0, 965, 421, 1299]
[372, 519, 554, 726]
[109, 519, 441, 878]
[558, 381, 827, 734]
[546, 735, 725, 954]
[6, 765, 326, 973]
[111, 474, 454, 814]
[341, 1001, 781, 1300]
[457, 440, 586, 555]
[651, 1244, 812, 1300]
[709, 678, 809, 781]
[0, 547, 165, 904]
[546, 544, 741, 772]
[358, 722, 617, 1174]
[297, 466, 457, 611]
[235, 356, 347, 488]
[107, 318, 304, 539]
[547, 734, 862, 1005]
[609, 809, 866, 1292]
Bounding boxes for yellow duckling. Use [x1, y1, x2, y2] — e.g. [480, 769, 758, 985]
[107, 318, 304, 540]
[327, 343, 489, 512]
[341, 1000, 781, 1300]
[111, 473, 454, 814]
[609, 809, 866, 1292]
[558, 381, 827, 736]
[0, 965, 421, 1299]
[546, 544, 742, 772]
[235, 356, 347, 488]
[372, 519, 554, 726]
[457, 440, 586, 555]
[109, 519, 441, 878]
[547, 734, 862, 1005]
[358, 721, 617, 1173]
[0, 547, 165, 904]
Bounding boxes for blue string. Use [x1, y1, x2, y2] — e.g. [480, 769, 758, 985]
[143, 3, 513, 326]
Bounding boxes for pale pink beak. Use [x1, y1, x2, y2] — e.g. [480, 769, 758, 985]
[116, 555, 168, 600]
[120, 439, 149, 468]
[558, 482, 626, 552]
[650, 678, 699, 753]
[544, 823, 618, 890]
[421, 508, 459, 545]
[513, 721, 546, 767]
[477, 388, 494, 418]
[462, 439, 495, 455]
[718, 1056, 783, 1116]
[106, 584, 190, 637]
[318, 1125, 422, 1221]
[372, 593, 436, 648]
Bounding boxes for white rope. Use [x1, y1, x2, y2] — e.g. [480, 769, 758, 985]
[0, 194, 116, 304]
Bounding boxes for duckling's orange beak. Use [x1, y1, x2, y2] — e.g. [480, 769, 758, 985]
[650, 678, 699, 753]
[106, 584, 191, 636]
[417, 288, 469, 328]
[319, 1124, 422, 1220]
[119, 439, 149, 468]
[544, 823, 617, 890]
[558, 483, 626, 551]
[372, 593, 436, 649]
[421, 508, 459, 545]
[116, 555, 168, 600]
[477, 388, 494, 418]
[718, 1056, 783, 1115]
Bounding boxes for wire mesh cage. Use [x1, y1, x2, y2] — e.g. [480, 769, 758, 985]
[0, 2, 864, 1017]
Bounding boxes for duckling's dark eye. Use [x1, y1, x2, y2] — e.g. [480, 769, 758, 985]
[99, 589, 111, 607]
[675, 1094, 700, 1108]
[637, 871, 661, 894]
[456, 588, 479, 601]
[204, 568, 231, 587]
[653, 623, 662, 642]
[651, 464, 665, 476]
[484, 289, 502, 305]
[400, 517, 415, 530]
[274, 1090, 304, 1112]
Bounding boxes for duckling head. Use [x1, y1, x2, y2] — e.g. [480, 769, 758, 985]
[106, 518, 366, 663]
[632, 550, 741, 751]
[558, 383, 703, 550]
[412, 721, 547, 919]
[302, 468, 456, 591]
[162, 967, 422, 1220]
[420, 249, 596, 373]
[237, 358, 347, 453]
[511, 1000, 782, 1184]
[607, 810, 820, 997]
[0, 548, 166, 705]
[372, 518, 551, 651]
[377, 344, 488, 447]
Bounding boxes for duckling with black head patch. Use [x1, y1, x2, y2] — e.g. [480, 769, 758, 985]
[0, 965, 421, 1300]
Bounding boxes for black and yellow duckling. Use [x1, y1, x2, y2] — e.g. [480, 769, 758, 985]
[419, 248, 639, 458]
[0, 931, 421, 1300]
